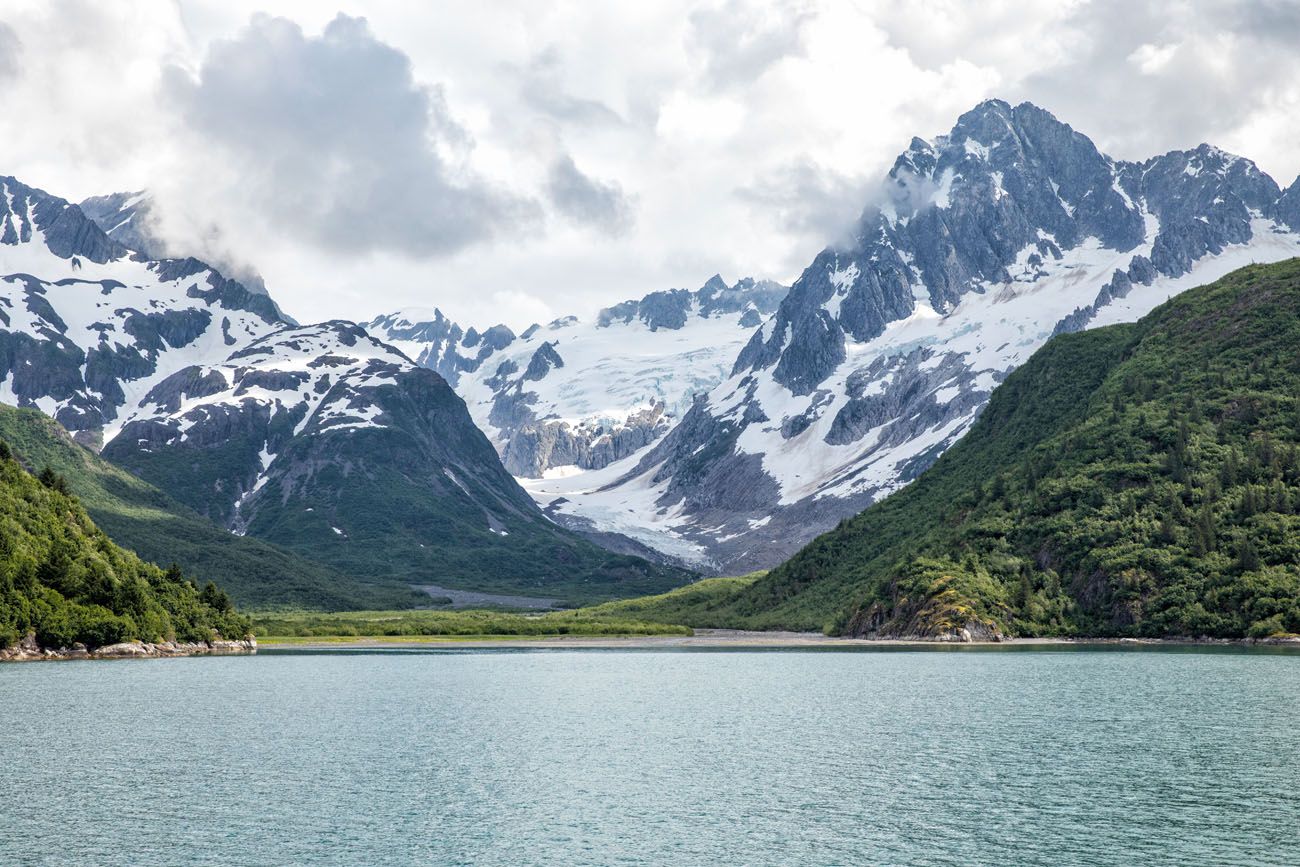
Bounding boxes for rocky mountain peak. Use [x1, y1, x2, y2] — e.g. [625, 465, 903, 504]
[78, 190, 276, 301]
[2, 176, 128, 265]
[550, 99, 1300, 575]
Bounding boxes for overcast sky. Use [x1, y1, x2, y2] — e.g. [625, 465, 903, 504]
[3, 0, 1299, 328]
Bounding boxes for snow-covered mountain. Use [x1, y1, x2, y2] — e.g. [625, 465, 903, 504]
[369, 275, 787, 478]
[0, 176, 287, 447]
[101, 317, 688, 594]
[1, 176, 688, 595]
[103, 321, 421, 529]
[79, 190, 276, 298]
[525, 100, 1300, 572]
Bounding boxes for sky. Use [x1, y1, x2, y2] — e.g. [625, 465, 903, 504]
[2, 0, 1299, 329]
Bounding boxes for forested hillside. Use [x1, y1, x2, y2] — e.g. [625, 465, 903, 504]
[0, 438, 249, 650]
[0, 406, 419, 610]
[661, 260, 1300, 639]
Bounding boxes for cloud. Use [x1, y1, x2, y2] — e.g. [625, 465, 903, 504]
[2, 0, 1298, 330]
[1128, 43, 1178, 75]
[546, 154, 635, 235]
[160, 13, 539, 259]
[1008, 0, 1300, 172]
[736, 158, 870, 245]
[687, 0, 813, 89]
[0, 23, 20, 79]
[517, 48, 625, 127]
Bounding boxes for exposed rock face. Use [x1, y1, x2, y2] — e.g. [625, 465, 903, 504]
[1, 176, 291, 444]
[369, 275, 788, 480]
[501, 402, 669, 478]
[78, 190, 279, 302]
[101, 320, 687, 593]
[530, 100, 1300, 573]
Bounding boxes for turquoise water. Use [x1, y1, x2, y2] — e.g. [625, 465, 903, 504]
[2, 646, 1299, 866]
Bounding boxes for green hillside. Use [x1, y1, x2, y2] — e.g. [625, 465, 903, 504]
[0, 406, 420, 610]
[104, 365, 694, 606]
[650, 259, 1300, 639]
[0, 439, 249, 650]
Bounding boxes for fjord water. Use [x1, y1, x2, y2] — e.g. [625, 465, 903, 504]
[3, 648, 1298, 866]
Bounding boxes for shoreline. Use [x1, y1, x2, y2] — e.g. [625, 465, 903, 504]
[0, 637, 257, 663]
[258, 629, 1300, 651]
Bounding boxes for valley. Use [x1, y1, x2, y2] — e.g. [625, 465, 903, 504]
[8, 8, 1300, 867]
[3, 100, 1300, 653]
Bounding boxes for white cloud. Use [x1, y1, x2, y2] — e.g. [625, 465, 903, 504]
[1129, 42, 1179, 75]
[0, 0, 1296, 331]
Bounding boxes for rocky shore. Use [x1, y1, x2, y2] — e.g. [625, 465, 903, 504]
[0, 632, 257, 662]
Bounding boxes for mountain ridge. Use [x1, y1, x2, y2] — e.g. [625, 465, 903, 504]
[618, 258, 1300, 639]
[4, 172, 690, 603]
[531, 99, 1300, 573]
[370, 274, 789, 483]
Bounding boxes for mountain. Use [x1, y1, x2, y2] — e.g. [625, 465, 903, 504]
[644, 260, 1300, 639]
[5, 174, 689, 602]
[538, 100, 1300, 573]
[0, 176, 288, 447]
[78, 190, 277, 299]
[101, 320, 691, 602]
[0, 403, 412, 610]
[370, 275, 787, 563]
[371, 275, 787, 476]
[0, 436, 249, 651]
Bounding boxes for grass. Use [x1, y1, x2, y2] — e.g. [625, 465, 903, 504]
[249, 576, 774, 640]
[577, 573, 765, 626]
[250, 606, 695, 641]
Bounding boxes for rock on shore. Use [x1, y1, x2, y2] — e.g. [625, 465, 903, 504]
[0, 632, 257, 662]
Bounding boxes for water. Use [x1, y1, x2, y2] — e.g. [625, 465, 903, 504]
[2, 646, 1299, 866]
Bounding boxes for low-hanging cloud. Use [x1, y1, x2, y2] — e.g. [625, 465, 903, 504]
[162, 13, 538, 259]
[0, 23, 21, 79]
[546, 155, 635, 236]
[737, 158, 871, 248]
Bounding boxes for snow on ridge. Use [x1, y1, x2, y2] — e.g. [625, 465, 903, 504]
[541, 213, 1300, 565]
[137, 323, 413, 445]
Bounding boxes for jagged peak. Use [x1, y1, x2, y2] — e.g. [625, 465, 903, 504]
[1142, 142, 1254, 172]
[370, 306, 452, 328]
[1, 173, 127, 265]
[700, 273, 728, 293]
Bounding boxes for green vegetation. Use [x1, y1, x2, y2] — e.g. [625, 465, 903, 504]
[656, 259, 1300, 639]
[251, 608, 692, 640]
[102, 387, 694, 606]
[575, 574, 763, 625]
[241, 455, 695, 606]
[0, 406, 421, 610]
[0, 439, 249, 649]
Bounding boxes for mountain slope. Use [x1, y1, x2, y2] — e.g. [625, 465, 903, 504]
[78, 190, 280, 302]
[541, 100, 1300, 573]
[370, 275, 787, 480]
[0, 175, 288, 445]
[5, 174, 688, 602]
[102, 321, 691, 602]
[0, 403, 413, 610]
[0, 438, 249, 650]
[671, 260, 1300, 638]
